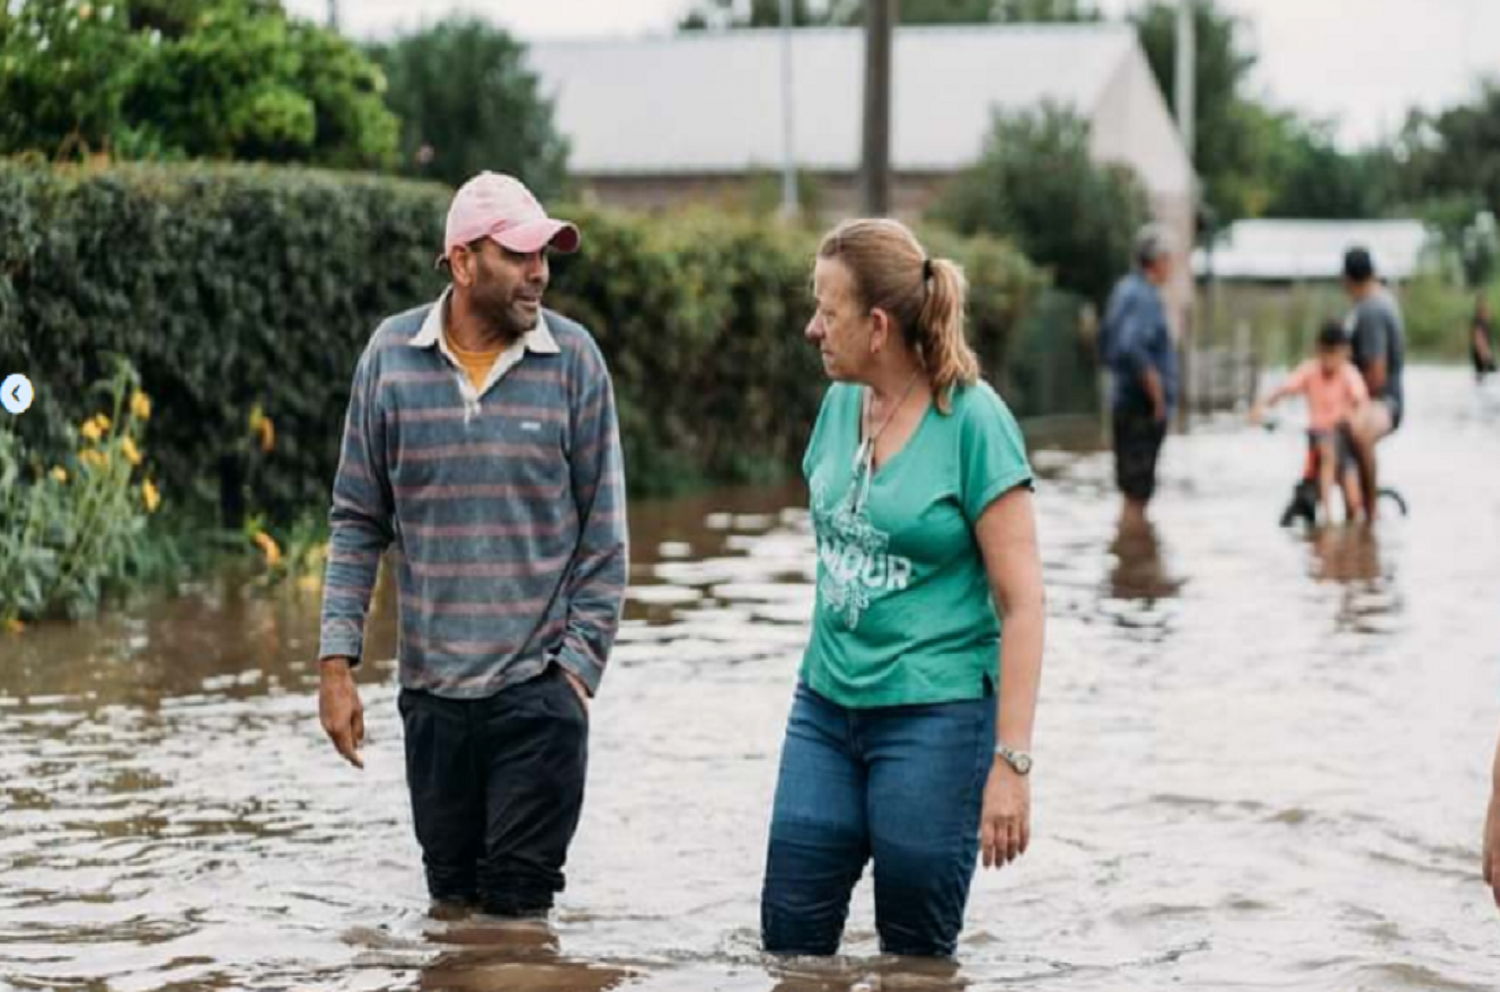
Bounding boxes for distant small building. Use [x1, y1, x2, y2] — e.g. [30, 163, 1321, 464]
[1191, 219, 1439, 367]
[1192, 219, 1436, 284]
[527, 24, 1196, 307]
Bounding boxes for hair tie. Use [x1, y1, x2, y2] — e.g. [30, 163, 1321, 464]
[922, 258, 934, 282]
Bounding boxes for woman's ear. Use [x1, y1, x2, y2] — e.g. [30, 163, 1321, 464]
[868, 308, 891, 354]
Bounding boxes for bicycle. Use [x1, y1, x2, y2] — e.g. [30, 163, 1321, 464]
[1267, 420, 1408, 527]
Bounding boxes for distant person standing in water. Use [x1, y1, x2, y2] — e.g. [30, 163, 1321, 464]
[760, 218, 1046, 959]
[1100, 224, 1179, 528]
[1472, 296, 1496, 381]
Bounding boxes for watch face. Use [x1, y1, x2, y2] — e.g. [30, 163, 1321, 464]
[1014, 753, 1033, 775]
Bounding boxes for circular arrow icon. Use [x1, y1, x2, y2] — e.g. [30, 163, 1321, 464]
[1, 374, 33, 415]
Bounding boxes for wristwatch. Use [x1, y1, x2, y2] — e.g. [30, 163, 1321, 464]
[995, 744, 1033, 776]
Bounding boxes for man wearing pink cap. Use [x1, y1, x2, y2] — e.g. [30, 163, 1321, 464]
[315, 172, 627, 917]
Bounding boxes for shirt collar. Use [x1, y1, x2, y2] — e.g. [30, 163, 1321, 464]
[410, 286, 560, 355]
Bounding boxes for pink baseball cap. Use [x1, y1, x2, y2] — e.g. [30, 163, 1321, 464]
[440, 172, 580, 265]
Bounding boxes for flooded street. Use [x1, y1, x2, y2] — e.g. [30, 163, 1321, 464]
[3, 365, 1500, 991]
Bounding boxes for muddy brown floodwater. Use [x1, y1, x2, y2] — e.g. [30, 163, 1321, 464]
[3, 366, 1499, 991]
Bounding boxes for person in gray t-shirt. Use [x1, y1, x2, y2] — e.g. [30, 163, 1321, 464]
[1341, 247, 1406, 519]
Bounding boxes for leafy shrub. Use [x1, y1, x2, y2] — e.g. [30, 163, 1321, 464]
[0, 162, 1044, 518]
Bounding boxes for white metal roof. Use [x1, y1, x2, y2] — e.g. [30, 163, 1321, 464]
[526, 24, 1153, 177]
[1192, 219, 1436, 282]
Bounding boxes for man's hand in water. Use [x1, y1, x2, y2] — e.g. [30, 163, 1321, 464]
[319, 656, 365, 769]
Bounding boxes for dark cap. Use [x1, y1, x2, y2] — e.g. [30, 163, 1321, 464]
[1342, 246, 1375, 283]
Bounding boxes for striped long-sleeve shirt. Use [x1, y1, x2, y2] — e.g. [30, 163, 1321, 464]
[318, 293, 628, 698]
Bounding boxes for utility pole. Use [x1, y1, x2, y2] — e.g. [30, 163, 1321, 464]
[326, 0, 340, 32]
[780, 0, 799, 218]
[1175, 0, 1195, 162]
[860, 0, 895, 216]
[1175, 0, 1197, 422]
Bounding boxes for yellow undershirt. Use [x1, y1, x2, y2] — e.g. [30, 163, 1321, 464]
[444, 331, 505, 391]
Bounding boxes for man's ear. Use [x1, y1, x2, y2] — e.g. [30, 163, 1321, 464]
[449, 246, 475, 287]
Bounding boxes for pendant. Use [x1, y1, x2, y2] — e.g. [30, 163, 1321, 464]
[852, 438, 872, 472]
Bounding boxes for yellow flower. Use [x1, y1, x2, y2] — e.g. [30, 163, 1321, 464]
[141, 479, 161, 513]
[80, 449, 107, 469]
[79, 418, 103, 442]
[50, 466, 68, 484]
[4, 617, 25, 635]
[130, 391, 151, 422]
[253, 531, 283, 569]
[248, 406, 275, 454]
[121, 437, 142, 467]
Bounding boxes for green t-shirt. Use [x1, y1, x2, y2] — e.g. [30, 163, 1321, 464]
[801, 379, 1033, 708]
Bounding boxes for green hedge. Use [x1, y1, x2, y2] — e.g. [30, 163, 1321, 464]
[0, 163, 1042, 519]
[0, 162, 448, 522]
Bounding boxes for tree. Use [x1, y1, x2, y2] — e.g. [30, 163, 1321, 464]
[839, 0, 1100, 25]
[678, 0, 1097, 30]
[1460, 211, 1499, 289]
[679, 0, 832, 30]
[1132, 0, 1264, 222]
[1257, 114, 1398, 219]
[0, 0, 397, 168]
[1395, 81, 1500, 217]
[370, 18, 569, 196]
[933, 105, 1149, 305]
[0, 0, 141, 158]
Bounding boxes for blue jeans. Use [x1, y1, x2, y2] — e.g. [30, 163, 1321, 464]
[760, 681, 997, 957]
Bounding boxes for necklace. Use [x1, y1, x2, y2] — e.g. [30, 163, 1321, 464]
[848, 370, 924, 514]
[856, 370, 923, 466]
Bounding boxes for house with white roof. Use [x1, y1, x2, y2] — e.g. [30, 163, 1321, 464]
[1193, 219, 1436, 283]
[1191, 219, 1440, 370]
[526, 24, 1196, 262]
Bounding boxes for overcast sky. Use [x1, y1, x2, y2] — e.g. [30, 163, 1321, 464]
[287, 0, 1500, 148]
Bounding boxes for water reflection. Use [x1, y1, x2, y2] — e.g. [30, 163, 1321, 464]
[1303, 525, 1403, 636]
[1106, 516, 1184, 604]
[765, 955, 966, 992]
[419, 917, 632, 992]
[1306, 525, 1382, 585]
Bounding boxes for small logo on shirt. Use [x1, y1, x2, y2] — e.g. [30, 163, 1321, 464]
[520, 421, 543, 432]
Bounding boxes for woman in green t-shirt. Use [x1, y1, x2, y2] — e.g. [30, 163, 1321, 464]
[760, 218, 1046, 958]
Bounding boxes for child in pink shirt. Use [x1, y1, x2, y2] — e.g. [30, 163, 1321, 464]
[1252, 321, 1370, 523]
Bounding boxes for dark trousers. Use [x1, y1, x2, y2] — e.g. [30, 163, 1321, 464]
[1113, 404, 1168, 502]
[398, 665, 588, 916]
